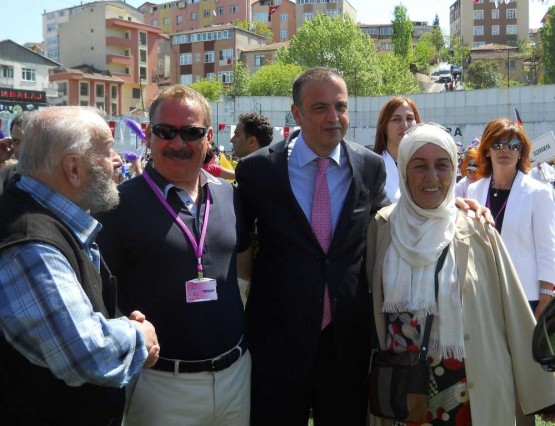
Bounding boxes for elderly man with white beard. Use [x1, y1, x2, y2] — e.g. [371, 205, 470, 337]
[0, 106, 160, 425]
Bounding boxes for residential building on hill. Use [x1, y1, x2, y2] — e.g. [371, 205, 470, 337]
[251, 0, 297, 42]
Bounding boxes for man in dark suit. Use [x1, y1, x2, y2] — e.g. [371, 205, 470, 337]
[235, 67, 389, 425]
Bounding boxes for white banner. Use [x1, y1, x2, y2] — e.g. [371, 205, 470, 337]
[531, 131, 555, 163]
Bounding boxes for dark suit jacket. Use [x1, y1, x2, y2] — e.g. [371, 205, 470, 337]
[235, 130, 388, 384]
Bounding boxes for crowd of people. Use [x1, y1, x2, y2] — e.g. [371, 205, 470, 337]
[1, 67, 555, 426]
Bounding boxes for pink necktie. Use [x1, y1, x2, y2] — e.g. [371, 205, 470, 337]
[311, 157, 332, 329]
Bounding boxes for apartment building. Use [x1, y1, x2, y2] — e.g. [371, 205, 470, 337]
[0, 39, 60, 115]
[359, 21, 433, 52]
[53, 1, 162, 113]
[295, 0, 356, 30]
[241, 41, 288, 73]
[138, 0, 251, 34]
[48, 65, 125, 115]
[171, 23, 267, 85]
[251, 0, 297, 42]
[450, 0, 529, 48]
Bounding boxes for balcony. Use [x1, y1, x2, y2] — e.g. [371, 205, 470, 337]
[106, 54, 133, 66]
[106, 36, 133, 49]
[0, 77, 14, 87]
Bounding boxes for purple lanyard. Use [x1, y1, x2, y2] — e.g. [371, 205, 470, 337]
[143, 169, 211, 279]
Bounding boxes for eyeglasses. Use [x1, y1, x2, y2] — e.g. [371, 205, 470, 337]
[151, 124, 208, 142]
[491, 139, 521, 151]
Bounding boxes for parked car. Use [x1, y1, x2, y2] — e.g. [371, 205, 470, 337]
[438, 70, 452, 83]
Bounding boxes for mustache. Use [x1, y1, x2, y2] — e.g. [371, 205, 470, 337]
[162, 149, 193, 160]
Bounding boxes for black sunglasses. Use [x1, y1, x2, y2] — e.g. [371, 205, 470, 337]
[151, 124, 208, 141]
[491, 139, 521, 151]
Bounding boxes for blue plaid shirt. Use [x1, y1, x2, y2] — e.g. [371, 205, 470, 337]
[0, 176, 147, 387]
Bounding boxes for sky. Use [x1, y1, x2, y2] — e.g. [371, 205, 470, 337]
[0, 0, 552, 46]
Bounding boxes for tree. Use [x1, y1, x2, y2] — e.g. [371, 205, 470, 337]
[233, 20, 273, 43]
[225, 60, 251, 97]
[412, 32, 436, 74]
[539, 6, 555, 84]
[275, 13, 383, 96]
[465, 61, 501, 89]
[430, 14, 445, 53]
[190, 78, 224, 101]
[379, 54, 420, 95]
[249, 63, 302, 96]
[391, 4, 413, 59]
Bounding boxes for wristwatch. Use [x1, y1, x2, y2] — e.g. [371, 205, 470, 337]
[540, 288, 555, 297]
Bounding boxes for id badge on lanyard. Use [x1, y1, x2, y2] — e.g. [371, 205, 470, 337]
[143, 170, 218, 303]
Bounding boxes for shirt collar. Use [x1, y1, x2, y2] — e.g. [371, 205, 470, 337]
[291, 131, 342, 168]
[146, 161, 221, 200]
[16, 175, 100, 248]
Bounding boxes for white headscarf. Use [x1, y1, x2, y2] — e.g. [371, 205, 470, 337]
[382, 123, 464, 360]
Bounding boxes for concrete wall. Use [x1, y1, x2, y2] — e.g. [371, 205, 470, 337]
[209, 84, 555, 152]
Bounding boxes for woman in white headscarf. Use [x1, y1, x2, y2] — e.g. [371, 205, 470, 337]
[366, 123, 555, 426]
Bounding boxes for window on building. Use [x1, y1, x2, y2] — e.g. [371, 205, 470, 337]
[230, 5, 239, 13]
[206, 72, 215, 80]
[180, 74, 193, 85]
[254, 54, 265, 67]
[47, 24, 57, 32]
[216, 7, 224, 15]
[218, 71, 234, 84]
[303, 12, 313, 20]
[280, 28, 288, 41]
[111, 85, 118, 99]
[506, 9, 517, 19]
[191, 12, 198, 20]
[507, 59, 516, 69]
[58, 82, 68, 96]
[152, 19, 158, 27]
[180, 53, 193, 65]
[21, 68, 36, 82]
[80, 101, 89, 106]
[140, 49, 147, 62]
[506, 25, 518, 35]
[252, 11, 266, 22]
[205, 51, 214, 63]
[96, 102, 105, 111]
[204, 10, 211, 17]
[472, 41, 486, 47]
[139, 66, 147, 81]
[163, 17, 170, 25]
[132, 88, 141, 99]
[218, 49, 233, 64]
[379, 27, 393, 36]
[492, 25, 500, 35]
[111, 103, 118, 115]
[96, 84, 105, 98]
[177, 15, 183, 24]
[492, 9, 499, 19]
[158, 58, 164, 69]
[47, 12, 55, 19]
[473, 26, 484, 36]
[58, 10, 65, 17]
[139, 32, 147, 45]
[0, 65, 14, 78]
[80, 82, 89, 96]
[280, 13, 288, 22]
[474, 10, 484, 20]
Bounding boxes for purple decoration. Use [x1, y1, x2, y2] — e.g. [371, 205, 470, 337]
[123, 151, 139, 162]
[123, 117, 146, 141]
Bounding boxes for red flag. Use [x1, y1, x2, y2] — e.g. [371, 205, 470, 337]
[268, 5, 278, 21]
[218, 123, 226, 131]
[283, 126, 290, 139]
[473, 0, 479, 3]
[514, 107, 523, 130]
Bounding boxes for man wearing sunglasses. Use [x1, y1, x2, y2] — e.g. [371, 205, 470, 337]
[96, 85, 251, 426]
[235, 67, 389, 425]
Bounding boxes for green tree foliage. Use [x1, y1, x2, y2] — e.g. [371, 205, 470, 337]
[190, 78, 224, 102]
[539, 6, 555, 84]
[225, 60, 251, 97]
[391, 4, 413, 59]
[275, 13, 384, 96]
[412, 32, 437, 73]
[249, 63, 302, 96]
[430, 15, 445, 53]
[379, 54, 420, 95]
[465, 61, 501, 89]
[443, 35, 470, 66]
[233, 20, 273, 43]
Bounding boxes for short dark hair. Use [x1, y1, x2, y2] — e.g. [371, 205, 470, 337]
[10, 113, 26, 134]
[238, 112, 273, 147]
[292, 67, 344, 108]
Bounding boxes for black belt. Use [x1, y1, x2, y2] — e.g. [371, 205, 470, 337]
[152, 337, 246, 374]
